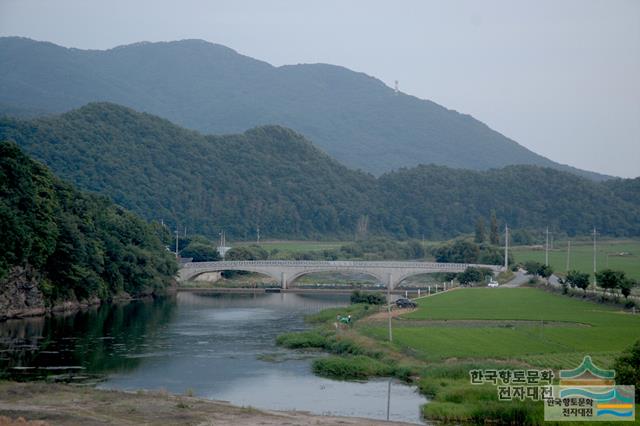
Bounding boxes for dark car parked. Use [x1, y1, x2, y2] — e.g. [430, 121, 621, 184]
[395, 298, 417, 308]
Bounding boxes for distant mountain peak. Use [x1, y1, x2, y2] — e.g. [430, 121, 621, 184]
[0, 36, 609, 180]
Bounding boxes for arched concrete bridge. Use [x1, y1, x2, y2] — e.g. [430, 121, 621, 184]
[178, 260, 502, 289]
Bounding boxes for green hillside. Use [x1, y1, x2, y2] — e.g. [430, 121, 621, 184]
[378, 164, 640, 238]
[0, 140, 177, 305]
[0, 102, 637, 240]
[0, 37, 608, 180]
[0, 103, 377, 239]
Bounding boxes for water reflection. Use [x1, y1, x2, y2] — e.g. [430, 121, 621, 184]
[0, 297, 176, 380]
[0, 292, 427, 424]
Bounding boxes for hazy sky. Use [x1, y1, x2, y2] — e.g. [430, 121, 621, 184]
[1, 0, 638, 178]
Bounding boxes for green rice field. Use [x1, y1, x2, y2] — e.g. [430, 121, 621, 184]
[362, 287, 640, 369]
[511, 239, 640, 280]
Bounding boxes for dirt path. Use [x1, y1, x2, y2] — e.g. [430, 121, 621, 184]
[361, 307, 416, 323]
[0, 382, 414, 426]
[361, 288, 461, 324]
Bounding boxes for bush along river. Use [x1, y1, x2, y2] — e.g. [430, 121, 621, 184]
[0, 291, 426, 424]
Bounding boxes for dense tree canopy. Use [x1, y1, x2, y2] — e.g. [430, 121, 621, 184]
[432, 240, 512, 265]
[565, 270, 591, 293]
[1, 103, 638, 242]
[0, 141, 177, 303]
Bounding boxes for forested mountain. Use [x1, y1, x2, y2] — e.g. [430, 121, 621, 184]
[0, 103, 637, 241]
[377, 165, 640, 238]
[604, 177, 640, 207]
[0, 103, 377, 239]
[0, 37, 607, 180]
[0, 140, 177, 312]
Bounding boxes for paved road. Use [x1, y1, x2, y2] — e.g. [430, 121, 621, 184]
[502, 269, 564, 288]
[501, 269, 530, 287]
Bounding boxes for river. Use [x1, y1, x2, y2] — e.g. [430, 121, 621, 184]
[0, 292, 426, 424]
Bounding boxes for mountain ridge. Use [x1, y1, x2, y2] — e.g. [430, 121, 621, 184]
[0, 36, 610, 180]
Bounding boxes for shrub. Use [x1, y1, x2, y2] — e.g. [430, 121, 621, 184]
[276, 330, 328, 349]
[350, 290, 386, 305]
[312, 355, 394, 380]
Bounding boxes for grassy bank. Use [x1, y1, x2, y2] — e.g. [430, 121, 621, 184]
[277, 287, 640, 424]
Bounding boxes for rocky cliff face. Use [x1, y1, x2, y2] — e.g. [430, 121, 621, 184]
[0, 266, 105, 320]
[0, 266, 46, 320]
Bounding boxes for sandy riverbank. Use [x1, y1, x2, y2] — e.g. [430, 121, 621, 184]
[0, 382, 413, 426]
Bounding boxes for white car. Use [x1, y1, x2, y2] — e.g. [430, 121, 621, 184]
[487, 279, 499, 288]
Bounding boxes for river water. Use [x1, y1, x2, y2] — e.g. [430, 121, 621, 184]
[0, 292, 426, 424]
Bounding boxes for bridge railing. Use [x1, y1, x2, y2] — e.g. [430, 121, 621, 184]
[181, 260, 501, 271]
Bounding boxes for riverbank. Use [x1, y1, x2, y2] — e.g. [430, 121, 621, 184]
[276, 287, 640, 424]
[0, 381, 414, 425]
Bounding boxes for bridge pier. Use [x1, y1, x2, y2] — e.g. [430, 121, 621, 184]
[281, 272, 288, 289]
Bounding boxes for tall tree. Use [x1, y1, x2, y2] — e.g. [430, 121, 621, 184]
[458, 267, 482, 286]
[596, 269, 626, 296]
[566, 270, 591, 294]
[474, 217, 486, 243]
[620, 278, 635, 299]
[489, 211, 499, 245]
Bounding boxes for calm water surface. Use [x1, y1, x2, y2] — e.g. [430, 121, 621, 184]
[0, 292, 426, 424]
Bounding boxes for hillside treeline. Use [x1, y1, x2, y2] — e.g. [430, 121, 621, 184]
[1, 103, 638, 241]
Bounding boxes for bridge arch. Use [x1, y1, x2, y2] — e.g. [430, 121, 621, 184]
[179, 267, 281, 284]
[392, 271, 446, 289]
[285, 268, 387, 289]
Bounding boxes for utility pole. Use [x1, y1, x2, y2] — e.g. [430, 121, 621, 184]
[566, 240, 571, 272]
[386, 378, 392, 421]
[175, 228, 179, 259]
[387, 275, 393, 342]
[256, 225, 260, 245]
[593, 227, 597, 287]
[504, 224, 509, 270]
[545, 227, 549, 266]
